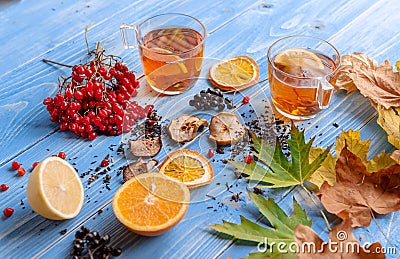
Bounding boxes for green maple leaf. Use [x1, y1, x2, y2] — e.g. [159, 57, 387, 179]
[210, 192, 311, 258]
[231, 124, 331, 188]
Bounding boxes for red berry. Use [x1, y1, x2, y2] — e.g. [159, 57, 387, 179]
[58, 152, 67, 159]
[1, 184, 9, 191]
[88, 132, 97, 140]
[3, 208, 14, 217]
[43, 97, 53, 105]
[208, 149, 215, 158]
[32, 162, 40, 169]
[244, 155, 252, 164]
[98, 67, 107, 76]
[11, 161, 20, 170]
[74, 90, 84, 100]
[17, 167, 26, 176]
[242, 96, 250, 104]
[115, 62, 123, 71]
[144, 104, 154, 115]
[101, 158, 110, 167]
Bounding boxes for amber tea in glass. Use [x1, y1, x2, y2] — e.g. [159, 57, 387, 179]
[121, 13, 206, 95]
[267, 36, 340, 120]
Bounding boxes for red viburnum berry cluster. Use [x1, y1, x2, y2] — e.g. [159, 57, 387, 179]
[43, 46, 152, 140]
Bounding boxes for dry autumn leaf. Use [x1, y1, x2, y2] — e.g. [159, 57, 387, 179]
[309, 129, 395, 188]
[317, 145, 400, 227]
[295, 221, 384, 258]
[354, 59, 400, 109]
[335, 52, 378, 93]
[376, 105, 400, 150]
[336, 52, 400, 108]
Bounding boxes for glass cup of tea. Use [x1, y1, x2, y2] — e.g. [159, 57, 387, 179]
[267, 35, 341, 120]
[120, 13, 206, 95]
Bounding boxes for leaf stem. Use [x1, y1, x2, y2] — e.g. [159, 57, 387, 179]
[300, 183, 331, 231]
[42, 59, 73, 68]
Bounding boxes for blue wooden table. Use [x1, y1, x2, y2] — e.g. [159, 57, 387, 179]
[1, 0, 400, 258]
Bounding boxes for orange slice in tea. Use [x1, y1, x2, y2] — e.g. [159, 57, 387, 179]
[159, 149, 213, 188]
[274, 48, 324, 72]
[113, 172, 190, 236]
[150, 47, 188, 73]
[209, 55, 259, 91]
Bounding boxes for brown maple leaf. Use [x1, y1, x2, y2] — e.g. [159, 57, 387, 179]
[335, 52, 378, 93]
[295, 221, 384, 258]
[354, 60, 400, 109]
[317, 145, 400, 227]
[335, 53, 400, 108]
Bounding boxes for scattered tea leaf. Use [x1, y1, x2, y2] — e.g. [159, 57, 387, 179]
[231, 124, 331, 188]
[210, 192, 311, 258]
[295, 221, 384, 258]
[317, 145, 400, 227]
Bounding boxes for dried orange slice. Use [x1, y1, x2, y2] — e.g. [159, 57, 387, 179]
[113, 172, 190, 236]
[26, 156, 84, 220]
[209, 55, 259, 91]
[159, 149, 213, 188]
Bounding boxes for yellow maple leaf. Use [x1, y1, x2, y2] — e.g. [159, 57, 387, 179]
[335, 129, 370, 161]
[376, 105, 400, 150]
[309, 147, 336, 187]
[309, 129, 395, 188]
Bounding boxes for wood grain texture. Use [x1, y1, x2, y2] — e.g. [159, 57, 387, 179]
[0, 0, 399, 258]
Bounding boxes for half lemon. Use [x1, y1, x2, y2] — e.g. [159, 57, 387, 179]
[26, 156, 84, 220]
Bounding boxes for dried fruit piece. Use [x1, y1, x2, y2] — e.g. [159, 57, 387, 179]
[112, 172, 190, 236]
[123, 158, 158, 182]
[26, 156, 84, 220]
[159, 149, 214, 188]
[168, 114, 208, 143]
[209, 112, 245, 146]
[209, 56, 259, 91]
[129, 135, 162, 157]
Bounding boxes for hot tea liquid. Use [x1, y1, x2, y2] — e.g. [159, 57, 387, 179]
[268, 49, 337, 118]
[140, 27, 204, 94]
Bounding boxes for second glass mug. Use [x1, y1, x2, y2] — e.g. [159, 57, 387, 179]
[120, 13, 207, 95]
[267, 35, 341, 120]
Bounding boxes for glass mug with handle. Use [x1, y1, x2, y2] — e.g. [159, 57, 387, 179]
[267, 35, 341, 120]
[120, 13, 207, 95]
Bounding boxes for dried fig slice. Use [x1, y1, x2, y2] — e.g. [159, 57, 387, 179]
[123, 158, 159, 182]
[209, 112, 245, 145]
[168, 114, 208, 143]
[129, 135, 162, 157]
